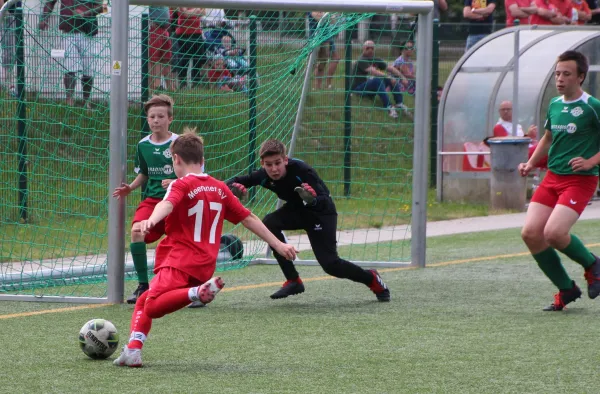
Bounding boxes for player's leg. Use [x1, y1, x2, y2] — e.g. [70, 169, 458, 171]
[306, 213, 390, 301]
[521, 173, 580, 310]
[548, 175, 600, 299]
[113, 290, 150, 367]
[263, 207, 306, 299]
[325, 43, 339, 88]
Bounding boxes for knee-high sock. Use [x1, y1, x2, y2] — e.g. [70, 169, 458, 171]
[130, 242, 149, 284]
[533, 247, 573, 290]
[558, 234, 595, 269]
[128, 291, 152, 350]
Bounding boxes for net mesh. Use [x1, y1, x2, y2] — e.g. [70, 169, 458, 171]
[0, 4, 416, 298]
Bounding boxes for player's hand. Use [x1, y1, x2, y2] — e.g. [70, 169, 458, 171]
[274, 243, 298, 261]
[112, 183, 132, 199]
[140, 219, 156, 234]
[39, 20, 48, 30]
[229, 182, 248, 199]
[569, 156, 594, 172]
[294, 183, 316, 205]
[518, 162, 534, 177]
[161, 179, 174, 189]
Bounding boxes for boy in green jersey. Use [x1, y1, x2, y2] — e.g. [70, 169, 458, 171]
[113, 95, 178, 303]
[519, 51, 600, 311]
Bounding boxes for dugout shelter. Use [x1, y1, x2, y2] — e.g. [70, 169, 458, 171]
[437, 25, 600, 203]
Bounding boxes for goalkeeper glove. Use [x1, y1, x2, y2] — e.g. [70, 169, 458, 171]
[229, 182, 248, 199]
[294, 183, 316, 205]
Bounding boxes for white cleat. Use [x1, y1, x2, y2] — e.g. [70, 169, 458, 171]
[197, 277, 225, 305]
[113, 346, 143, 368]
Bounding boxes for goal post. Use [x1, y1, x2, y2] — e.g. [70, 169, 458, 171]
[0, 0, 433, 304]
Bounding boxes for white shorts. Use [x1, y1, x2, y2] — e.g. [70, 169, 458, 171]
[64, 32, 98, 76]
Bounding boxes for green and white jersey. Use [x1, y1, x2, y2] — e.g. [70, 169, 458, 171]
[135, 133, 179, 199]
[545, 92, 600, 176]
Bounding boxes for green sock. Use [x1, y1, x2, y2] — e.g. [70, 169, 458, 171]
[130, 242, 149, 284]
[532, 247, 573, 290]
[558, 234, 595, 269]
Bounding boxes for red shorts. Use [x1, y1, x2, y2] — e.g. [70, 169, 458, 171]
[133, 197, 165, 243]
[146, 267, 204, 300]
[531, 171, 598, 215]
[149, 26, 172, 63]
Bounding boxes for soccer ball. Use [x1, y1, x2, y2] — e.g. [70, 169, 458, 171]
[78, 319, 119, 359]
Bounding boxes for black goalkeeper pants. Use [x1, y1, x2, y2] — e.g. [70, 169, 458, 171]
[263, 205, 373, 286]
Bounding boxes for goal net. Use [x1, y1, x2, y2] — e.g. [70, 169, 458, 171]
[0, 2, 430, 301]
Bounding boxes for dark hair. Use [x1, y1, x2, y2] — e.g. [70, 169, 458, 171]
[259, 139, 286, 159]
[402, 40, 414, 49]
[144, 94, 174, 117]
[171, 127, 204, 164]
[557, 50, 589, 85]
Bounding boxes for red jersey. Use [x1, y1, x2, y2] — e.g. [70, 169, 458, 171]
[493, 124, 509, 137]
[175, 8, 203, 36]
[572, 0, 591, 24]
[530, 0, 573, 24]
[505, 0, 532, 26]
[154, 173, 251, 280]
[207, 68, 232, 82]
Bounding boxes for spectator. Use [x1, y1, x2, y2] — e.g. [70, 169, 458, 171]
[39, 0, 103, 109]
[572, 0, 592, 23]
[0, 0, 18, 97]
[216, 35, 249, 76]
[148, 6, 174, 92]
[505, 0, 538, 26]
[207, 57, 247, 93]
[308, 11, 340, 90]
[530, 0, 574, 25]
[351, 40, 410, 119]
[585, 0, 600, 24]
[493, 100, 525, 137]
[392, 40, 416, 95]
[434, 0, 449, 20]
[463, 0, 497, 51]
[173, 7, 207, 89]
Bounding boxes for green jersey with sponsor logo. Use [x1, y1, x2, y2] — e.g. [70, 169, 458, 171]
[545, 93, 600, 176]
[135, 133, 179, 199]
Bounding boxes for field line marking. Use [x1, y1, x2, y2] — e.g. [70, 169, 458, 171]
[3, 242, 600, 320]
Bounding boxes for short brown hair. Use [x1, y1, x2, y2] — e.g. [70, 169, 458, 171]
[144, 94, 174, 117]
[557, 50, 589, 85]
[259, 139, 286, 159]
[171, 127, 204, 164]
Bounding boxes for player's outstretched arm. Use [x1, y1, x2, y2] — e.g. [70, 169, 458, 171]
[112, 173, 148, 199]
[140, 200, 174, 234]
[241, 213, 298, 261]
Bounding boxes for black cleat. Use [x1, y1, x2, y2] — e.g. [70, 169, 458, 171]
[584, 254, 600, 299]
[543, 281, 582, 311]
[270, 279, 305, 299]
[368, 269, 391, 302]
[127, 283, 149, 304]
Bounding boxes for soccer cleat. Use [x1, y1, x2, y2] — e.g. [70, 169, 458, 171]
[113, 346, 143, 367]
[270, 279, 305, 299]
[543, 282, 582, 311]
[188, 300, 206, 309]
[395, 103, 413, 119]
[368, 270, 391, 302]
[197, 277, 225, 305]
[127, 283, 149, 304]
[584, 254, 600, 299]
[387, 106, 399, 119]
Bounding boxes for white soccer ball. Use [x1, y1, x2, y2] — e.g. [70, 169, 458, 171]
[78, 319, 119, 359]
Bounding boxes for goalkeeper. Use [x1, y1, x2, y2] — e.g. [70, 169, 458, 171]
[226, 139, 390, 302]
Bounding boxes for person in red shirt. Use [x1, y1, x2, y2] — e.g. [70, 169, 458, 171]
[207, 57, 247, 92]
[505, 0, 538, 26]
[572, 0, 592, 23]
[173, 7, 207, 88]
[113, 129, 298, 368]
[530, 0, 574, 24]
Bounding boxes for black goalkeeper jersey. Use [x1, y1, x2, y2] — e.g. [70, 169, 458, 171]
[227, 158, 336, 214]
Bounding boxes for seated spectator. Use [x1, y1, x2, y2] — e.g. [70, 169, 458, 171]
[493, 101, 525, 137]
[216, 35, 249, 76]
[351, 40, 410, 119]
[572, 0, 592, 23]
[530, 0, 574, 25]
[393, 40, 416, 95]
[207, 57, 247, 93]
[505, 0, 538, 26]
